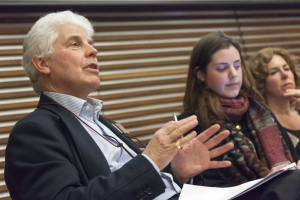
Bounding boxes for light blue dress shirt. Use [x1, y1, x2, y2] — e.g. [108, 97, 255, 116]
[44, 92, 181, 200]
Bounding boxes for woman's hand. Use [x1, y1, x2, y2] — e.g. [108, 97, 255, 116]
[268, 163, 290, 175]
[284, 89, 300, 110]
[296, 160, 300, 169]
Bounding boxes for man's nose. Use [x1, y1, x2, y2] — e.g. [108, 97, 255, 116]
[86, 45, 98, 58]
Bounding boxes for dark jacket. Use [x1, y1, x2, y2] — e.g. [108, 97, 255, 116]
[5, 94, 166, 200]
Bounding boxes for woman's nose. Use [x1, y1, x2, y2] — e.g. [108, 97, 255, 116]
[229, 65, 237, 80]
[280, 69, 288, 79]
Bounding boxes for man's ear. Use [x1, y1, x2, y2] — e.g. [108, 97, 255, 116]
[32, 56, 51, 75]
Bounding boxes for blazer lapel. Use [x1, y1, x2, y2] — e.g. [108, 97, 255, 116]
[37, 94, 111, 178]
[98, 115, 142, 154]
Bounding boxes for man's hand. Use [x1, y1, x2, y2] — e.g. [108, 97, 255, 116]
[170, 124, 234, 184]
[143, 115, 198, 170]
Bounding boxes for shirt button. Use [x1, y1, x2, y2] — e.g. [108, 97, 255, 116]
[85, 106, 90, 110]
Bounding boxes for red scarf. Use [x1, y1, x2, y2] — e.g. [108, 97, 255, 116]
[220, 92, 249, 124]
[218, 92, 293, 184]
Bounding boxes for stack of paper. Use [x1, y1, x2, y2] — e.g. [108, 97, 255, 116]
[179, 163, 296, 200]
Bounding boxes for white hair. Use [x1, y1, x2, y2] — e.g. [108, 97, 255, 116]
[22, 10, 94, 95]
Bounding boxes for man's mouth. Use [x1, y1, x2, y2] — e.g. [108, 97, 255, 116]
[86, 63, 98, 70]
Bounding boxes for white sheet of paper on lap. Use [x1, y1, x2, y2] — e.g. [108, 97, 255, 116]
[179, 162, 296, 200]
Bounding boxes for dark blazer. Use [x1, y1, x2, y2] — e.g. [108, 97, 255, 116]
[5, 94, 166, 200]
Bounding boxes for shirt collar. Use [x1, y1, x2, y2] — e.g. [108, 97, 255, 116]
[43, 91, 103, 117]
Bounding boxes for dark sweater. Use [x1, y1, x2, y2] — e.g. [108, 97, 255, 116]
[178, 109, 299, 187]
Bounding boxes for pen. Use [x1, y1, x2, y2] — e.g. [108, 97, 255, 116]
[173, 113, 178, 122]
[173, 113, 183, 150]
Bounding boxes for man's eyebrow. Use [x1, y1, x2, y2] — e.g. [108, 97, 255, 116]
[65, 35, 81, 42]
[88, 39, 94, 46]
[65, 35, 94, 45]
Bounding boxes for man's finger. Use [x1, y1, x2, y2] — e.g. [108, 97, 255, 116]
[180, 131, 197, 147]
[168, 118, 198, 141]
[209, 142, 234, 159]
[196, 124, 221, 143]
[205, 130, 230, 150]
[209, 160, 232, 169]
[162, 115, 197, 136]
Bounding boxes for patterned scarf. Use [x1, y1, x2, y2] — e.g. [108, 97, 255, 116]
[218, 92, 293, 185]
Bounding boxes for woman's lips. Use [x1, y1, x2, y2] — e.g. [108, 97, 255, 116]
[226, 83, 238, 87]
[282, 83, 293, 88]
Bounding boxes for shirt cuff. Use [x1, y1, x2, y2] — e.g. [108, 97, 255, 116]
[142, 154, 161, 174]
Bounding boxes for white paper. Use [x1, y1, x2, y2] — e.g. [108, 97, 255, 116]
[179, 163, 296, 200]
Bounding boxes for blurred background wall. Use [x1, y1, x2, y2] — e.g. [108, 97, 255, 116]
[1, 0, 300, 199]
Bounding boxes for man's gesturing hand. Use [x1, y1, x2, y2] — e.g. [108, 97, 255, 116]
[170, 124, 234, 184]
[143, 115, 198, 170]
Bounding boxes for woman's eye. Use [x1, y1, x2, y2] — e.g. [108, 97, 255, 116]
[269, 71, 276, 75]
[234, 65, 240, 69]
[217, 68, 226, 72]
[216, 66, 227, 71]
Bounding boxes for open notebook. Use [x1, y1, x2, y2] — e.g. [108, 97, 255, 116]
[179, 162, 296, 200]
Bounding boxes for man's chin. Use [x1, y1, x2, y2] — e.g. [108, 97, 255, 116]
[89, 80, 101, 91]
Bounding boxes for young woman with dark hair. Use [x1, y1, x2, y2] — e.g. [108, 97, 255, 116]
[179, 32, 300, 200]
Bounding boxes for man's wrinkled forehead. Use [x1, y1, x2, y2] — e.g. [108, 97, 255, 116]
[55, 24, 94, 45]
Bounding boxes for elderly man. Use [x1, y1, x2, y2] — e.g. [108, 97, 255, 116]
[5, 11, 233, 200]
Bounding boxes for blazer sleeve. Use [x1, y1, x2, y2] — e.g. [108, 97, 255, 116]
[5, 110, 166, 200]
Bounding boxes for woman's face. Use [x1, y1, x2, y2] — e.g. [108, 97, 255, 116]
[197, 45, 243, 99]
[265, 54, 295, 98]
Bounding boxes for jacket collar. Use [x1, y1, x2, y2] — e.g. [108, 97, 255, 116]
[37, 93, 142, 178]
